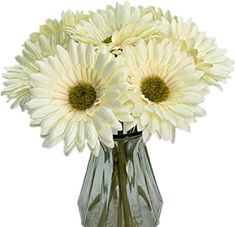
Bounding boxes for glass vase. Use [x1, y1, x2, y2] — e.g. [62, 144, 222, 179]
[78, 132, 163, 227]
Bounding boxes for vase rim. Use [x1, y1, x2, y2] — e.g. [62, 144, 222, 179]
[113, 131, 142, 140]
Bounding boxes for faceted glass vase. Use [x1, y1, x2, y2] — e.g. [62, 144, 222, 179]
[78, 132, 163, 227]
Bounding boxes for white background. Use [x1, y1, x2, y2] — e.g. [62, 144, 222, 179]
[0, 0, 235, 226]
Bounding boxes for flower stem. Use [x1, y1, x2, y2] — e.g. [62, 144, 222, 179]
[117, 140, 135, 227]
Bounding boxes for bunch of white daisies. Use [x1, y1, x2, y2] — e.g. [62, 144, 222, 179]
[2, 2, 233, 156]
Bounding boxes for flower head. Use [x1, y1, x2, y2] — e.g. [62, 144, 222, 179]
[26, 41, 132, 156]
[158, 17, 234, 88]
[67, 2, 160, 52]
[2, 12, 89, 111]
[2, 38, 64, 110]
[122, 40, 208, 142]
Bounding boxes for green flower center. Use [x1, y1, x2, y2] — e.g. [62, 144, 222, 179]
[140, 76, 170, 103]
[103, 36, 112, 44]
[68, 82, 97, 111]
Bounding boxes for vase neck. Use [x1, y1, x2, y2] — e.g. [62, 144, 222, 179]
[113, 131, 143, 141]
[99, 131, 143, 158]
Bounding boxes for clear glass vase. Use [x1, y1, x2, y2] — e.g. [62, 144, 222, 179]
[78, 132, 163, 227]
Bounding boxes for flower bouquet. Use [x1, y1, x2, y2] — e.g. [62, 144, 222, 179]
[2, 2, 233, 227]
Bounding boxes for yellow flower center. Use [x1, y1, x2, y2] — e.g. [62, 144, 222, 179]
[102, 36, 112, 44]
[141, 76, 170, 103]
[68, 82, 97, 110]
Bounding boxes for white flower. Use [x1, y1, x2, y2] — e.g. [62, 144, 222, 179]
[122, 39, 208, 142]
[2, 20, 68, 110]
[67, 2, 160, 52]
[2, 12, 89, 111]
[158, 17, 234, 88]
[26, 41, 132, 156]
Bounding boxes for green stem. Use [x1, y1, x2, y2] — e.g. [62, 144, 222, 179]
[117, 140, 134, 227]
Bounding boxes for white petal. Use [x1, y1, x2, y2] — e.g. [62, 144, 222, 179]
[143, 129, 151, 142]
[85, 119, 98, 149]
[64, 121, 78, 150]
[92, 117, 114, 148]
[85, 45, 94, 66]
[56, 45, 72, 70]
[160, 121, 175, 143]
[43, 119, 67, 147]
[26, 98, 51, 109]
[76, 120, 86, 149]
[31, 105, 58, 119]
[88, 139, 100, 157]
[97, 107, 122, 131]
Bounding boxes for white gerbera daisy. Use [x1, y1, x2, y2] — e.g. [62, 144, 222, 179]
[2, 37, 67, 110]
[67, 2, 159, 52]
[158, 17, 234, 88]
[2, 12, 88, 111]
[122, 40, 208, 142]
[26, 41, 132, 156]
[30, 11, 90, 42]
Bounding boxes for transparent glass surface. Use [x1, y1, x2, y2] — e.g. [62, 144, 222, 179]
[78, 132, 163, 227]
